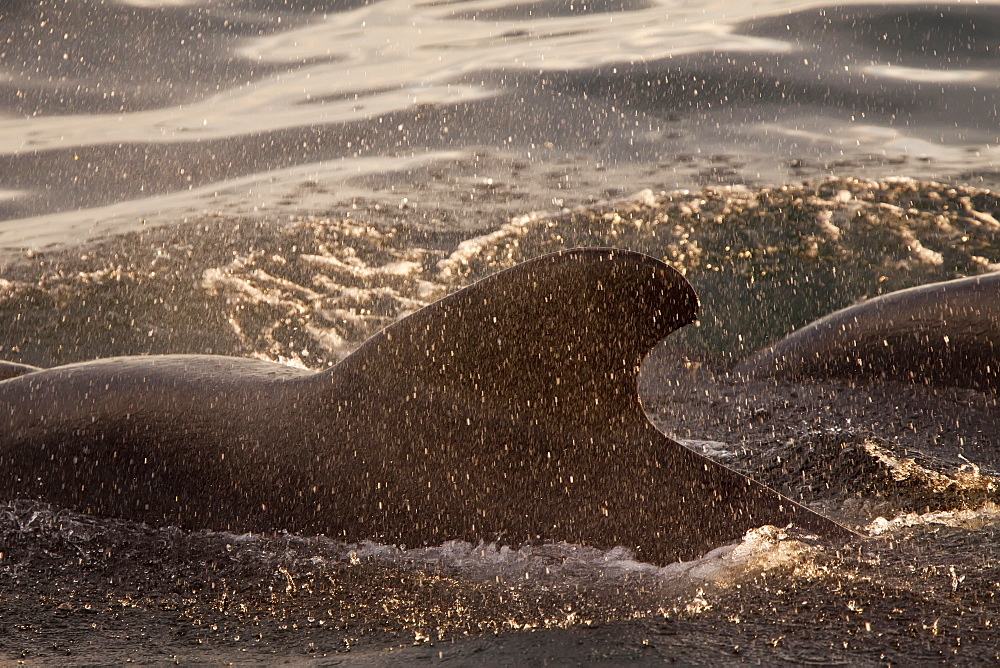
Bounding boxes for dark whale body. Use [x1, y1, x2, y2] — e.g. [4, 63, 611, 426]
[0, 249, 852, 564]
[737, 272, 1000, 389]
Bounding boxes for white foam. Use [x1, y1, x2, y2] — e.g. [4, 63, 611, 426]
[677, 438, 738, 462]
[436, 211, 548, 280]
[299, 254, 422, 281]
[231, 524, 818, 597]
[867, 503, 1000, 536]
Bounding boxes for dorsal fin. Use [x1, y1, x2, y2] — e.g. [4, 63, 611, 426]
[332, 248, 699, 430]
[328, 249, 853, 560]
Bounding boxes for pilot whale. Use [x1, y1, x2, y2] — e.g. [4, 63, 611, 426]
[1, 248, 854, 564]
[737, 272, 1000, 389]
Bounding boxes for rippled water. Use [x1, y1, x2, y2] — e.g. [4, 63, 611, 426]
[1, 0, 998, 247]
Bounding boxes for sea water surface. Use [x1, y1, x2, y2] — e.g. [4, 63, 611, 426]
[1, 0, 998, 246]
[2, 0, 1000, 663]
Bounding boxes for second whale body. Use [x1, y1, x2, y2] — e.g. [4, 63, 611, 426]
[737, 272, 1000, 389]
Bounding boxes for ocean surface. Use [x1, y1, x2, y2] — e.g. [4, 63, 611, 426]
[1, 0, 1000, 663]
[1, 0, 998, 246]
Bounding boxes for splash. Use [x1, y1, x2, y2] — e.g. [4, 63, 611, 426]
[867, 503, 1000, 537]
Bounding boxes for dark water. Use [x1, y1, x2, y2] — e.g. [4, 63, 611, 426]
[1, 0, 998, 246]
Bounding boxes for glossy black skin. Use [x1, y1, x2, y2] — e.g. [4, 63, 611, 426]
[737, 272, 1000, 389]
[1, 249, 853, 565]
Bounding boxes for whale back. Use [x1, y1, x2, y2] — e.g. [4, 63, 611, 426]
[1, 249, 855, 564]
[737, 272, 1000, 389]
